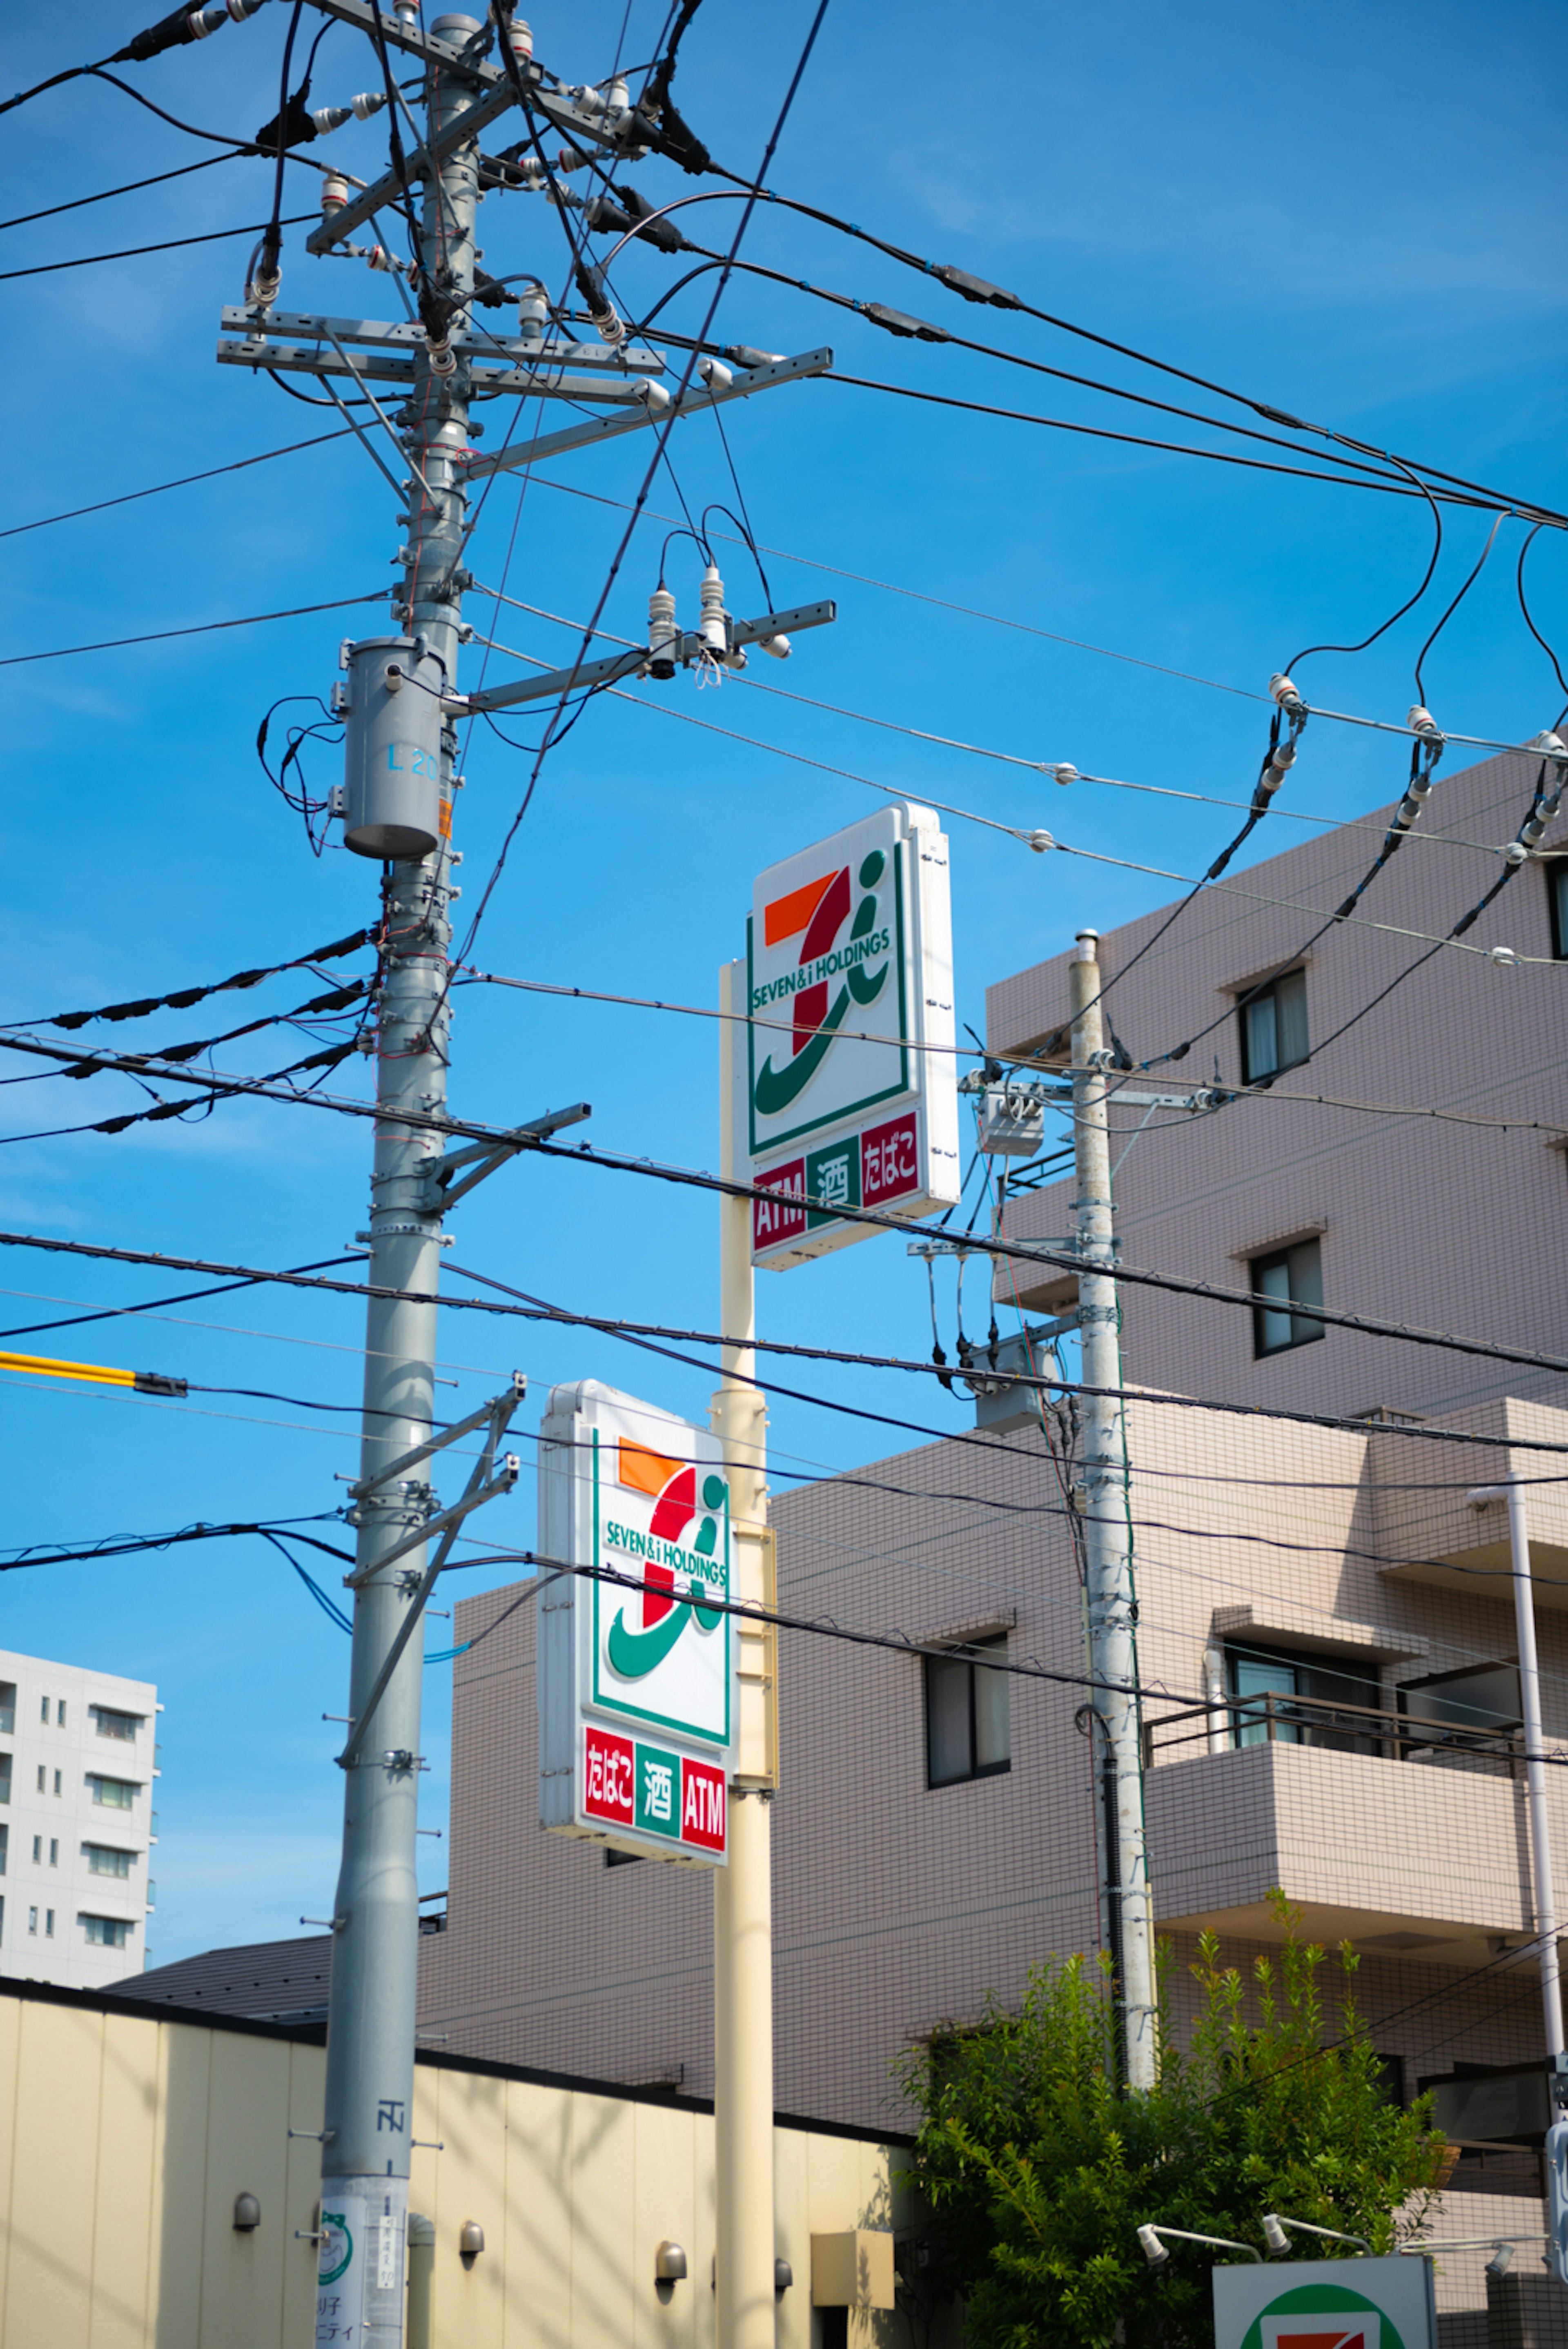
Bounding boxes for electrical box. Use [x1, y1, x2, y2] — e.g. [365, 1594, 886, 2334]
[977, 1082, 1047, 1158]
[340, 636, 448, 860]
[972, 1326, 1064, 1435]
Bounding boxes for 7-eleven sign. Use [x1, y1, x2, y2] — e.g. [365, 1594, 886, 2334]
[537, 1380, 736, 1866]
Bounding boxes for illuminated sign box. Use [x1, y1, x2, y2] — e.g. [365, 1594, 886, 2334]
[742, 804, 960, 1269]
[537, 1381, 735, 1866]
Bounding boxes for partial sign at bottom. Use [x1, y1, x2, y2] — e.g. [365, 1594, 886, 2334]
[317, 2180, 407, 2348]
[583, 1725, 727, 1859]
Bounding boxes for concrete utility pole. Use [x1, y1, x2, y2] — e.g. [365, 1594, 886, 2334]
[1467, 1482, 1564, 2064]
[713, 956, 780, 2349]
[1069, 929, 1156, 2092]
[318, 19, 480, 2344]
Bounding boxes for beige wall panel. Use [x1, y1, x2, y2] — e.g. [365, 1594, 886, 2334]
[568, 2091, 637, 2349]
[429, 2064, 508, 2349]
[282, 2045, 327, 2345]
[88, 2007, 161, 2349]
[499, 2077, 573, 2349]
[631, 2101, 700, 2349]
[7, 2002, 105, 2349]
[0, 1993, 20, 2332]
[151, 2021, 212, 2349]
[194, 2028, 293, 2349]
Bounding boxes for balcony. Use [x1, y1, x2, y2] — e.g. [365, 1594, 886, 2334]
[1143, 1697, 1555, 1966]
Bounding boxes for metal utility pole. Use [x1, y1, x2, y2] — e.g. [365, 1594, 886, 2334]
[316, 18, 481, 2345]
[712, 956, 780, 2349]
[1068, 928, 1156, 2091]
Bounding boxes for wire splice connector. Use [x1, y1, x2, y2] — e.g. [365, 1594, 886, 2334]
[114, 0, 267, 64]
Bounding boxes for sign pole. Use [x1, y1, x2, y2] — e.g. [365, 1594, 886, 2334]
[713, 955, 777, 2349]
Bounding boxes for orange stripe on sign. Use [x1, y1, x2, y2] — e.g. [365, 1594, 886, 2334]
[764, 871, 835, 948]
[618, 1438, 682, 1497]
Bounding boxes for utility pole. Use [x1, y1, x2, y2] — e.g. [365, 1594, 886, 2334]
[712, 956, 780, 2349]
[316, 17, 481, 2345]
[1069, 928, 1156, 2092]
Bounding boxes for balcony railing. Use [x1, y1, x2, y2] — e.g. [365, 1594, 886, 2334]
[1145, 1691, 1525, 1775]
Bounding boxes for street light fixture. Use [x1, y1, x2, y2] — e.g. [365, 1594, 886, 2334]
[1137, 2225, 1263, 2268]
[1261, 2215, 1372, 2258]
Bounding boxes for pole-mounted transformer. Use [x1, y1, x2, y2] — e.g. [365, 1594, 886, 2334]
[334, 637, 450, 860]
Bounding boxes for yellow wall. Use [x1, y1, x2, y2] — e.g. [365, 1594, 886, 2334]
[0, 1986, 908, 2349]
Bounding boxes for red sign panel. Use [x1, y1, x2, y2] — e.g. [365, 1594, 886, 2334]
[753, 1158, 806, 1252]
[681, 1757, 727, 1852]
[861, 1111, 919, 1207]
[584, 1728, 634, 1826]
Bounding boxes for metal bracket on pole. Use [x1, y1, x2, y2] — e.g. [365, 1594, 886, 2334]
[462, 347, 834, 480]
[414, 1101, 592, 1211]
[339, 1376, 526, 1766]
[457, 603, 836, 717]
[344, 1458, 519, 1588]
[308, 81, 522, 252]
[350, 1372, 526, 1501]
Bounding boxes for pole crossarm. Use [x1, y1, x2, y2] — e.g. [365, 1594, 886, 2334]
[218, 308, 668, 394]
[308, 82, 520, 252]
[344, 1457, 519, 1591]
[463, 347, 835, 479]
[416, 1100, 592, 1209]
[350, 1372, 526, 1499]
[339, 1404, 523, 1768]
[458, 602, 837, 715]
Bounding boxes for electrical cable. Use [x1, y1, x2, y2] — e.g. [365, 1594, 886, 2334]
[686, 161, 1567, 531]
[0, 590, 390, 668]
[0, 429, 353, 541]
[448, 0, 835, 985]
[1516, 525, 1568, 703]
[0, 151, 242, 233]
[1412, 514, 1505, 709]
[4, 1193, 1568, 1423]
[0, 211, 318, 284]
[10, 925, 369, 1034]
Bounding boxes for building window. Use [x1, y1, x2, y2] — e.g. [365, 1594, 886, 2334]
[44, 1910, 54, 1938]
[36, 1766, 45, 1795]
[31, 1836, 40, 1866]
[1226, 1642, 1382, 1754]
[0, 1825, 7, 1876]
[88, 1775, 138, 1811]
[0, 1754, 9, 1805]
[1238, 966, 1309, 1082]
[52, 1770, 61, 1797]
[40, 1697, 49, 1725]
[1252, 1238, 1325, 1355]
[91, 1708, 141, 1743]
[82, 1915, 132, 1950]
[1548, 861, 1568, 960]
[48, 1840, 58, 1868]
[0, 1684, 13, 1737]
[56, 1703, 65, 1730]
[85, 1844, 134, 1879]
[926, 1636, 1011, 1788]
[27, 1908, 36, 1935]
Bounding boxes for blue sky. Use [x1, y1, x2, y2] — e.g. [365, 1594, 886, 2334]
[0, 0, 1563, 1966]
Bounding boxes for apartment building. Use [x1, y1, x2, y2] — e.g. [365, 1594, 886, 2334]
[0, 1646, 159, 1989]
[984, 746, 1566, 1418]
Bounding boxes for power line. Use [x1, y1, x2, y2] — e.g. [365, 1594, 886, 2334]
[8, 925, 369, 1033]
[824, 371, 1534, 516]
[2, 1213, 1567, 1441]
[0, 428, 352, 542]
[0, 149, 241, 233]
[692, 163, 1568, 530]
[0, 590, 389, 669]
[0, 211, 317, 284]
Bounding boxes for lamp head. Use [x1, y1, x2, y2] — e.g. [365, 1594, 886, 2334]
[1138, 2227, 1170, 2269]
[1262, 2215, 1291, 2258]
[1486, 2243, 1514, 2279]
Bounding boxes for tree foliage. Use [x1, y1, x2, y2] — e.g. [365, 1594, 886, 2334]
[900, 1898, 1446, 2349]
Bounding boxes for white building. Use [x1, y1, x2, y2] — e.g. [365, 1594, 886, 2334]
[0, 1648, 159, 1989]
